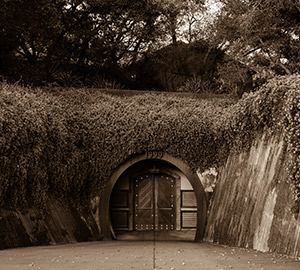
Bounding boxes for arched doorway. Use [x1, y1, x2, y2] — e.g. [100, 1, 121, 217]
[99, 152, 207, 241]
[110, 160, 199, 240]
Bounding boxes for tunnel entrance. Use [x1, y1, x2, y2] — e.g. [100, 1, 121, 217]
[110, 160, 198, 240]
[100, 152, 207, 241]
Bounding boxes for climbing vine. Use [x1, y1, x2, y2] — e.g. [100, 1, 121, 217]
[280, 78, 300, 205]
[227, 74, 300, 206]
[0, 74, 299, 208]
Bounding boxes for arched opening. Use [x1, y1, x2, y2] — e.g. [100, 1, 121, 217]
[99, 152, 207, 241]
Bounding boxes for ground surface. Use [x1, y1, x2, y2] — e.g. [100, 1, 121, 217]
[0, 241, 299, 270]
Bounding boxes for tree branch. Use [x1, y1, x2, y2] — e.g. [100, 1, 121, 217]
[258, 37, 292, 75]
[243, 46, 261, 57]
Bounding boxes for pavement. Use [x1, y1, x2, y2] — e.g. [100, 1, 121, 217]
[0, 241, 299, 270]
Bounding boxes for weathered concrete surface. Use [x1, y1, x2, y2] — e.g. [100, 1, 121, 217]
[0, 199, 101, 249]
[0, 241, 299, 270]
[1, 132, 299, 260]
[205, 133, 300, 258]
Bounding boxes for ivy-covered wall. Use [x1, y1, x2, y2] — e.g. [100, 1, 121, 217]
[0, 83, 236, 208]
[0, 74, 299, 250]
[205, 133, 300, 258]
[1, 75, 299, 210]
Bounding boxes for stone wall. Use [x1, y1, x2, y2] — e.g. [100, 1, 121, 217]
[205, 133, 300, 258]
[0, 198, 102, 249]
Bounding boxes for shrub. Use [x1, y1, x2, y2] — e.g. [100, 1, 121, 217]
[216, 58, 253, 97]
[86, 75, 124, 89]
[177, 75, 216, 94]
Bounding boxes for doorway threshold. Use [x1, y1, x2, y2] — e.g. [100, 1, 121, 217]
[114, 230, 196, 241]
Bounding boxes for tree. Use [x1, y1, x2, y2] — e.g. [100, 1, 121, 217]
[210, 0, 300, 77]
[86, 0, 164, 66]
[0, 0, 170, 85]
[152, 0, 206, 44]
[0, 0, 96, 84]
[0, 0, 210, 87]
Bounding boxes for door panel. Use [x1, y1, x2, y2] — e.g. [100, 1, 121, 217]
[134, 173, 176, 231]
[111, 211, 128, 228]
[156, 174, 175, 230]
[110, 190, 130, 230]
[134, 174, 154, 230]
[181, 211, 197, 228]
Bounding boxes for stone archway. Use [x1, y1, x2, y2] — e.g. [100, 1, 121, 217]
[99, 151, 207, 241]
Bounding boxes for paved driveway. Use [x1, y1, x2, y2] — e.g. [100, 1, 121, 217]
[0, 241, 299, 270]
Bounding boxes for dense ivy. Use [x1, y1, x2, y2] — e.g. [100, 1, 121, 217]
[226, 75, 300, 206]
[0, 74, 299, 209]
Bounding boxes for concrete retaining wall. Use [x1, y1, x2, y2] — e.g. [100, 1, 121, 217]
[1, 132, 299, 257]
[0, 199, 101, 249]
[205, 133, 300, 258]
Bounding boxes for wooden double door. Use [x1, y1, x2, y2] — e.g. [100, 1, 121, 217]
[111, 169, 198, 239]
[134, 173, 176, 231]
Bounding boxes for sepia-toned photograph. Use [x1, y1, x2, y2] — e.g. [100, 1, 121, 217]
[0, 0, 299, 269]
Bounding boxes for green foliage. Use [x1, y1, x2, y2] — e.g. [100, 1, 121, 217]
[0, 74, 299, 208]
[0, 0, 209, 88]
[85, 75, 124, 89]
[177, 75, 215, 94]
[0, 0, 170, 86]
[215, 57, 253, 97]
[226, 74, 300, 205]
[212, 0, 300, 76]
